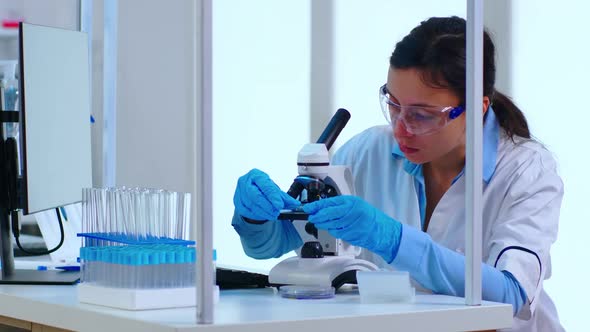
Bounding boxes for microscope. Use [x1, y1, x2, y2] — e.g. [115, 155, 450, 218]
[268, 109, 378, 289]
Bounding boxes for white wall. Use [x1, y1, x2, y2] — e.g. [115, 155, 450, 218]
[114, 0, 196, 194]
[332, 1, 466, 148]
[508, 1, 590, 330]
[212, 0, 311, 272]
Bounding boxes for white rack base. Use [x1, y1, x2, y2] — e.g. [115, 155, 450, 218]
[78, 283, 219, 310]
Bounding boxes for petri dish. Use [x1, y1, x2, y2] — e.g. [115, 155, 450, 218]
[279, 285, 335, 299]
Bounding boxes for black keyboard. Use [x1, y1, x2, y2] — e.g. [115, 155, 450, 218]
[216, 267, 270, 289]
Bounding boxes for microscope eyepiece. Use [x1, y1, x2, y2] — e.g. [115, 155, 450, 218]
[316, 108, 350, 151]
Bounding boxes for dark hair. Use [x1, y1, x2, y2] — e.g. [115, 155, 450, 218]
[390, 16, 530, 139]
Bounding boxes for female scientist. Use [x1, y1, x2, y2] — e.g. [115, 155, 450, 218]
[231, 16, 563, 331]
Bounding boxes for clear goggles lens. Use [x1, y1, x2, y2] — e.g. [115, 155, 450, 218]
[379, 84, 464, 136]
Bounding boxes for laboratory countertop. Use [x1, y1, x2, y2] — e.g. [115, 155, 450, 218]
[0, 284, 513, 332]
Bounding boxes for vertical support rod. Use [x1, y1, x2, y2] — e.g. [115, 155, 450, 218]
[310, 0, 334, 143]
[466, 0, 484, 306]
[196, 0, 214, 324]
[79, 1, 92, 109]
[103, 0, 117, 187]
[0, 113, 15, 276]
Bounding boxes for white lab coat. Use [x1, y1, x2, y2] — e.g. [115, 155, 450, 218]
[332, 125, 564, 332]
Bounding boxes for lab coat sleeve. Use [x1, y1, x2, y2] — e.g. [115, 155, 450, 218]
[486, 151, 563, 319]
[393, 225, 526, 315]
[332, 138, 356, 166]
[231, 210, 303, 259]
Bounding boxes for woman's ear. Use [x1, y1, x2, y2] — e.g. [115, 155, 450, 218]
[483, 96, 490, 115]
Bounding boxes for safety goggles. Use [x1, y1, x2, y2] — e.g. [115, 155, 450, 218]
[379, 84, 465, 136]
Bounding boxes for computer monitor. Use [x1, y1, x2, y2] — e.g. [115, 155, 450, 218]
[0, 23, 92, 284]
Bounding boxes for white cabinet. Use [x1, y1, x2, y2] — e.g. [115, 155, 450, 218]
[0, 27, 18, 61]
[0, 27, 17, 39]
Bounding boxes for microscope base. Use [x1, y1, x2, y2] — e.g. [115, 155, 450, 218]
[268, 255, 378, 289]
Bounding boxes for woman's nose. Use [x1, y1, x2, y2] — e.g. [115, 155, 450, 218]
[394, 118, 413, 137]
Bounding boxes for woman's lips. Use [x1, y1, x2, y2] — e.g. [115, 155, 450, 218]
[399, 143, 419, 154]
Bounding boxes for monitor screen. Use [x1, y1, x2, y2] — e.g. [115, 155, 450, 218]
[19, 22, 92, 214]
[0, 23, 92, 285]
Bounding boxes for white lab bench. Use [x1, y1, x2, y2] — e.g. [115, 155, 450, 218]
[0, 284, 512, 332]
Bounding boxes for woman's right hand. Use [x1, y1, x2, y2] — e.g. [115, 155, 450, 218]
[233, 168, 301, 222]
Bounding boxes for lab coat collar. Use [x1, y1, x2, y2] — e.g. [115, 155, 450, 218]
[392, 106, 499, 183]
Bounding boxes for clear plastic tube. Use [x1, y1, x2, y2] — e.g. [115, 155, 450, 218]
[80, 187, 199, 289]
[81, 244, 209, 289]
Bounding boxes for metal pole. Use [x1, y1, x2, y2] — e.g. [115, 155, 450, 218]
[465, 0, 484, 306]
[196, 0, 214, 324]
[103, 0, 117, 187]
[310, 0, 334, 143]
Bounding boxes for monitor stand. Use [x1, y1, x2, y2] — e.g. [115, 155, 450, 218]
[0, 112, 79, 285]
[0, 207, 79, 285]
[0, 269, 79, 285]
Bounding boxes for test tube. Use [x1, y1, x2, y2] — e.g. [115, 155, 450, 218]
[150, 189, 163, 239]
[148, 192, 155, 240]
[181, 193, 191, 240]
[133, 188, 143, 241]
[105, 188, 114, 240]
[115, 188, 125, 238]
[141, 189, 149, 241]
[89, 188, 97, 235]
[159, 191, 169, 239]
[122, 188, 134, 241]
[91, 188, 101, 243]
[167, 191, 178, 240]
[82, 188, 92, 247]
[100, 188, 107, 235]
[81, 188, 89, 233]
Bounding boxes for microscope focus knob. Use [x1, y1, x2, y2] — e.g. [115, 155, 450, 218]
[301, 241, 324, 258]
[304, 222, 318, 238]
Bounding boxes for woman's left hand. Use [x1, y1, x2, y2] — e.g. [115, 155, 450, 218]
[303, 195, 403, 263]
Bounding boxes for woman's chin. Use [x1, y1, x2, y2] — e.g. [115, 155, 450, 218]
[404, 153, 428, 165]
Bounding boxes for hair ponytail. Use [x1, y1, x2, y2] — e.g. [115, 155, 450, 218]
[491, 90, 530, 139]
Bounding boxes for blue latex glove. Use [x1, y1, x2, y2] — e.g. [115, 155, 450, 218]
[303, 195, 403, 263]
[233, 168, 301, 221]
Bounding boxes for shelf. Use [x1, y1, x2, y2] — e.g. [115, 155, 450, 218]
[0, 286, 513, 331]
